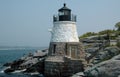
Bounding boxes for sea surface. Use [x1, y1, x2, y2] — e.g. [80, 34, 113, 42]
[0, 47, 46, 77]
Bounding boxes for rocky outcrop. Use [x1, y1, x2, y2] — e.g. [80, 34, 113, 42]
[81, 34, 120, 64]
[84, 54, 120, 77]
[3, 49, 48, 74]
[80, 35, 120, 77]
[4, 68, 15, 73]
[91, 46, 120, 64]
[24, 59, 44, 74]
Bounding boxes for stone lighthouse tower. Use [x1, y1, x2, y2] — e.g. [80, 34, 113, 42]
[45, 3, 85, 77]
[51, 3, 79, 43]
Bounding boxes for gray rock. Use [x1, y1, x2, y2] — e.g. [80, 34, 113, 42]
[85, 54, 120, 77]
[91, 46, 120, 64]
[71, 72, 85, 77]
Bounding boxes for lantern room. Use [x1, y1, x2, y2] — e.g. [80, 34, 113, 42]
[53, 3, 76, 22]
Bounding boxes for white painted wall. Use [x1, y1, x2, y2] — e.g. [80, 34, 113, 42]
[50, 21, 79, 42]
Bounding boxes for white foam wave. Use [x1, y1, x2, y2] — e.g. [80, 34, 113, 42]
[0, 70, 4, 73]
[12, 69, 26, 73]
[30, 72, 40, 75]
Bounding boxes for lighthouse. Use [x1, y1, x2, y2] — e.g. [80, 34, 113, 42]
[51, 3, 79, 42]
[48, 3, 84, 58]
[45, 4, 85, 77]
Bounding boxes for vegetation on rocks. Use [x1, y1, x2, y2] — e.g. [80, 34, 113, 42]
[115, 22, 120, 31]
[80, 22, 120, 40]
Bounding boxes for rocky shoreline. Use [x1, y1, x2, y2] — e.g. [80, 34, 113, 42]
[2, 34, 120, 77]
[3, 49, 48, 75]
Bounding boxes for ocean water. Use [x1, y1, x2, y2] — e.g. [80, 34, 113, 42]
[0, 47, 46, 77]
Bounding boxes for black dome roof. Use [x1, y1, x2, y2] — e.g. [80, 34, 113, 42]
[59, 3, 71, 11]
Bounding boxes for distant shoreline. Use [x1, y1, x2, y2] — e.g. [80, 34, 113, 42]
[0, 47, 48, 51]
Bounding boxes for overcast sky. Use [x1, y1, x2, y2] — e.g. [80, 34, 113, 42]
[0, 0, 120, 47]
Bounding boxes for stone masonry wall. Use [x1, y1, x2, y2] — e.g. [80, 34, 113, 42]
[44, 56, 84, 77]
[49, 42, 85, 59]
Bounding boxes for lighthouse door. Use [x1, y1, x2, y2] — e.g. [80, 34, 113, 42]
[69, 45, 77, 58]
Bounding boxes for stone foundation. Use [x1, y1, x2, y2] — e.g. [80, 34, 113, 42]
[44, 56, 84, 77]
[45, 42, 85, 77]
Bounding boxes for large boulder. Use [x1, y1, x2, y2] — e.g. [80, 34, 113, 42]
[84, 54, 120, 77]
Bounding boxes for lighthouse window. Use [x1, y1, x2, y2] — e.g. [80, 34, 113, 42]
[53, 44, 56, 54]
[59, 12, 64, 15]
[64, 11, 70, 15]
